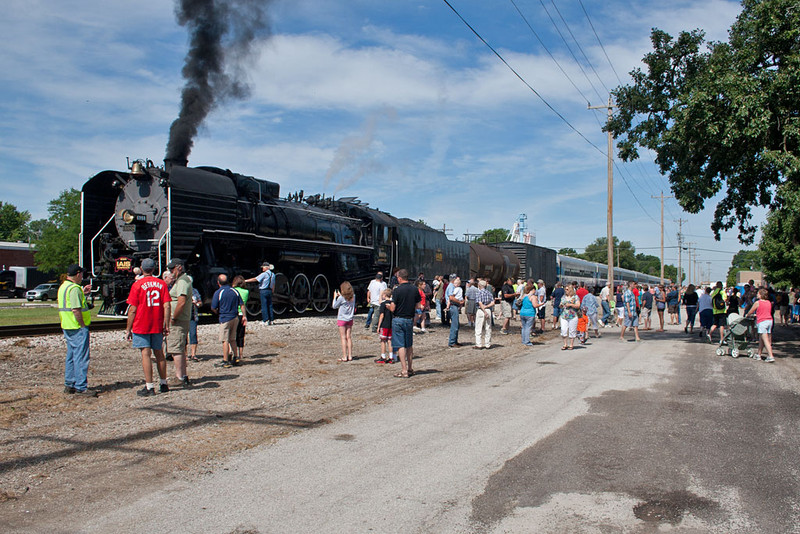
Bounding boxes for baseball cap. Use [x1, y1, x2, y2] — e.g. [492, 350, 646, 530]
[66, 264, 84, 276]
[166, 258, 184, 269]
[262, 261, 271, 267]
[140, 258, 156, 272]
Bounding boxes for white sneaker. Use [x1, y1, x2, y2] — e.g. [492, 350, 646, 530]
[764, 356, 775, 362]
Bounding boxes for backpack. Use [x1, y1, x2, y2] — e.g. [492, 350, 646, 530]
[712, 290, 725, 310]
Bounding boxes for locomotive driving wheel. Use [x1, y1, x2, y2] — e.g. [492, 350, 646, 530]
[291, 273, 311, 313]
[311, 274, 329, 313]
[244, 291, 261, 320]
[272, 273, 290, 316]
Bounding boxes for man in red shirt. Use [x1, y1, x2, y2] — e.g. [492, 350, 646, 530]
[126, 258, 172, 397]
[576, 281, 589, 303]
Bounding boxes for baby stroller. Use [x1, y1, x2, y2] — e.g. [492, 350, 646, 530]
[715, 313, 755, 358]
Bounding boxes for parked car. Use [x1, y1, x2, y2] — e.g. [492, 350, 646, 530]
[26, 283, 59, 301]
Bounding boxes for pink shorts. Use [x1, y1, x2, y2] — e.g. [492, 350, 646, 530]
[379, 328, 392, 341]
[337, 320, 354, 327]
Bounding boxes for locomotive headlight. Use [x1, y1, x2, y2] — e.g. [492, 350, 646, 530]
[120, 210, 147, 225]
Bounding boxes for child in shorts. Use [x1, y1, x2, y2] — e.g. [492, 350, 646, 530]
[577, 313, 589, 344]
[375, 288, 395, 364]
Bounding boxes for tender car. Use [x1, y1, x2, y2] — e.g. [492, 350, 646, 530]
[26, 283, 59, 301]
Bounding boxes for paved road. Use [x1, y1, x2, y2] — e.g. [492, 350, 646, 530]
[86, 324, 800, 533]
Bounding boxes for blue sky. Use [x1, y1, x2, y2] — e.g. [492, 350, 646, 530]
[2, 0, 756, 281]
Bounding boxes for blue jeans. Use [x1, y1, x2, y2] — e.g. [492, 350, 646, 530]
[685, 305, 697, 326]
[63, 327, 90, 392]
[448, 305, 460, 345]
[365, 304, 378, 328]
[520, 315, 534, 345]
[260, 288, 273, 322]
[601, 301, 611, 324]
[189, 318, 198, 345]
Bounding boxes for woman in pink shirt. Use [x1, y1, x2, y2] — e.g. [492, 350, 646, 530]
[746, 288, 775, 362]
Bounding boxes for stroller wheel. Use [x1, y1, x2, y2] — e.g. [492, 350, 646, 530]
[715, 347, 725, 356]
[731, 348, 739, 358]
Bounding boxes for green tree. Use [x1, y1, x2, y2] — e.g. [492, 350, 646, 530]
[581, 236, 637, 270]
[558, 247, 578, 256]
[725, 249, 763, 286]
[472, 228, 509, 244]
[0, 202, 31, 241]
[606, 0, 800, 244]
[634, 253, 662, 277]
[33, 189, 80, 273]
[759, 184, 800, 286]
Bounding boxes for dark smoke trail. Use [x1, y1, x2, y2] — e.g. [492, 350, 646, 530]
[165, 0, 272, 164]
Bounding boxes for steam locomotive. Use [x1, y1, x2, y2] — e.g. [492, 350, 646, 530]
[80, 159, 523, 317]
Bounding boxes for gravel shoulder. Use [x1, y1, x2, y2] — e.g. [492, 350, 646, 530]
[0, 313, 559, 532]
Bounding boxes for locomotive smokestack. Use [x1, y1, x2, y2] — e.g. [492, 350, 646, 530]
[164, 157, 189, 172]
[165, 0, 273, 163]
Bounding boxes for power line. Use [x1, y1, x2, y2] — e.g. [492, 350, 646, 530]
[440, 0, 605, 154]
[548, 0, 610, 95]
[578, 0, 623, 85]
[536, 0, 606, 102]
[442, 0, 667, 229]
[507, 0, 594, 106]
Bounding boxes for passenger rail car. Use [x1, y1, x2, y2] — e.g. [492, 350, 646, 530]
[556, 254, 666, 290]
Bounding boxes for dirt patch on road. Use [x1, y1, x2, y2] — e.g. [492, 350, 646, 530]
[0, 315, 557, 531]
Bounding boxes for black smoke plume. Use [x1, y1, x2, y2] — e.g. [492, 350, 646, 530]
[165, 0, 272, 164]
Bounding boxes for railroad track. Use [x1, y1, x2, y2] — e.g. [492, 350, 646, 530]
[0, 320, 127, 339]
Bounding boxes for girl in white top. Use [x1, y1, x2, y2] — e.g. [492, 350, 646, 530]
[332, 281, 356, 362]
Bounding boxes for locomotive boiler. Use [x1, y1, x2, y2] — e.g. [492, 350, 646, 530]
[80, 159, 519, 317]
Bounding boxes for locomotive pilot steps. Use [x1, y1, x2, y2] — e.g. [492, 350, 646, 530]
[80, 160, 520, 317]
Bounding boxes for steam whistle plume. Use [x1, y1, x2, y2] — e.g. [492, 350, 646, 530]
[325, 107, 397, 193]
[166, 0, 272, 164]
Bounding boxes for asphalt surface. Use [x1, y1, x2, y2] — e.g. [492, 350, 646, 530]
[84, 323, 800, 533]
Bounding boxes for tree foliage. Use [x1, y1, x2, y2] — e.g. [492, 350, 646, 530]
[725, 249, 763, 286]
[472, 228, 509, 244]
[33, 189, 80, 273]
[558, 247, 578, 256]
[576, 236, 681, 282]
[759, 184, 800, 286]
[0, 202, 31, 241]
[581, 236, 637, 270]
[607, 0, 800, 244]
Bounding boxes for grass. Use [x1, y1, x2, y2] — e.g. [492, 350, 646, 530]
[0, 302, 117, 326]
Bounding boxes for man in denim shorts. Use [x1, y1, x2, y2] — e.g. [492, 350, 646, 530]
[126, 258, 172, 397]
[387, 269, 421, 378]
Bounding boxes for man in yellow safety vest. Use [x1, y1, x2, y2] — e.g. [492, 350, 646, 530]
[58, 264, 97, 397]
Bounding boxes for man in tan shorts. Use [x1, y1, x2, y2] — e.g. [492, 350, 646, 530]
[211, 274, 244, 369]
[166, 258, 193, 388]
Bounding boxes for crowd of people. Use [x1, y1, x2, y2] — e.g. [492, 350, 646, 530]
[58, 259, 797, 395]
[357, 271, 796, 365]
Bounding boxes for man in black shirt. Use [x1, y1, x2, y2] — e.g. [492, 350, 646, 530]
[500, 278, 516, 334]
[388, 269, 421, 378]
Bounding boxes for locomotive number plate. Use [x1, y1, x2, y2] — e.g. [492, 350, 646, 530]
[435, 249, 443, 262]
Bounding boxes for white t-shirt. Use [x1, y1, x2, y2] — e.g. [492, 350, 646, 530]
[367, 279, 387, 306]
[600, 286, 610, 301]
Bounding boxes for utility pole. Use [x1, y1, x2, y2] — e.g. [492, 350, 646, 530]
[651, 191, 673, 284]
[588, 96, 616, 287]
[685, 242, 694, 286]
[675, 218, 687, 286]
